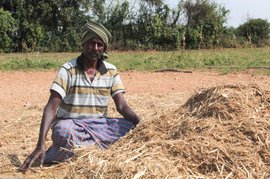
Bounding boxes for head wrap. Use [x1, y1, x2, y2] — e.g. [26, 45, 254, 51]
[81, 21, 112, 48]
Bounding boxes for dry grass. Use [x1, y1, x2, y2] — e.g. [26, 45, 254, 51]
[1, 85, 270, 178]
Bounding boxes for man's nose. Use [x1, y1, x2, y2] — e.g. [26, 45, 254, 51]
[94, 43, 99, 51]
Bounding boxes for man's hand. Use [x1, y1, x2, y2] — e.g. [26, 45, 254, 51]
[20, 145, 45, 171]
[20, 91, 62, 171]
[113, 93, 141, 125]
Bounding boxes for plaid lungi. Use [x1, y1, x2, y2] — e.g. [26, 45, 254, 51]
[44, 118, 134, 163]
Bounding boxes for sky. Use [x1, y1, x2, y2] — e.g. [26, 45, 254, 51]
[165, 0, 270, 27]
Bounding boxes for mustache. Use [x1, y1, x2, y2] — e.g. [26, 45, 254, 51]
[87, 51, 103, 59]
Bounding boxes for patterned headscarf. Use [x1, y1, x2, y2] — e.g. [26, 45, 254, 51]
[81, 21, 112, 49]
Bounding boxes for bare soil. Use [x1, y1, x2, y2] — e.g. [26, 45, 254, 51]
[0, 70, 270, 178]
[1, 70, 269, 120]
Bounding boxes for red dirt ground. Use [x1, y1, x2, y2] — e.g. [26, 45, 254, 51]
[1, 70, 269, 121]
[0, 70, 270, 177]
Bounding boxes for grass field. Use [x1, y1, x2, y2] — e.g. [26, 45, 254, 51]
[0, 47, 270, 74]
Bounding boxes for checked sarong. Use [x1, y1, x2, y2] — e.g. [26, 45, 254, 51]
[44, 118, 134, 163]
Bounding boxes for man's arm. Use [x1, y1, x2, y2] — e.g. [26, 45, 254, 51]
[20, 91, 62, 171]
[113, 92, 141, 125]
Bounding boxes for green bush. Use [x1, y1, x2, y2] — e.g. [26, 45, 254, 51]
[0, 8, 16, 52]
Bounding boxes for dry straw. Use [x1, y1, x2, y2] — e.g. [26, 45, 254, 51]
[1, 84, 269, 178]
[66, 84, 270, 178]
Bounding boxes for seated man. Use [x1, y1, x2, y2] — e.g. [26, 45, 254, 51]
[21, 21, 141, 171]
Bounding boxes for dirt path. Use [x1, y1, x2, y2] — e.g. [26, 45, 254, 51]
[1, 70, 269, 121]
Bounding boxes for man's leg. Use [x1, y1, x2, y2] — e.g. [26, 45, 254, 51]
[44, 119, 94, 163]
[75, 118, 135, 149]
[44, 118, 134, 163]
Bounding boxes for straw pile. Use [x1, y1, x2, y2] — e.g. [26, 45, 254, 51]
[65, 84, 270, 178]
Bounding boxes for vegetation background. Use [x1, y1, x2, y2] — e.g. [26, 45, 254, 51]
[1, 0, 270, 53]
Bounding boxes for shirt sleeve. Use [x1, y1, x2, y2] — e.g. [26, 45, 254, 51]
[50, 66, 71, 99]
[111, 72, 126, 97]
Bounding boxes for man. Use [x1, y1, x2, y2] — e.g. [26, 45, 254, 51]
[21, 21, 141, 171]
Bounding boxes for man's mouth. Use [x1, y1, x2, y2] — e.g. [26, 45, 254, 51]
[87, 52, 102, 60]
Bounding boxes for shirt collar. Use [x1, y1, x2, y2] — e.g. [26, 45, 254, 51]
[76, 54, 108, 78]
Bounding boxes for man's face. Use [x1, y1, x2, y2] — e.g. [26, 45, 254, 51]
[83, 37, 105, 61]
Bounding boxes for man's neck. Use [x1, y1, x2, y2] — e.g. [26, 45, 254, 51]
[82, 54, 105, 82]
[83, 58, 98, 70]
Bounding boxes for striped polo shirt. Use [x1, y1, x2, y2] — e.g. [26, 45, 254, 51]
[51, 56, 125, 119]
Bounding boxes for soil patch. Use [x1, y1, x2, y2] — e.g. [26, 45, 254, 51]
[0, 71, 270, 178]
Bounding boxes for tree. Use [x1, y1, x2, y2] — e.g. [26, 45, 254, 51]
[127, 0, 184, 50]
[181, 0, 228, 49]
[219, 26, 237, 48]
[34, 0, 90, 51]
[102, 0, 130, 49]
[1, 0, 90, 52]
[1, 0, 241, 52]
[0, 8, 16, 52]
[236, 18, 270, 47]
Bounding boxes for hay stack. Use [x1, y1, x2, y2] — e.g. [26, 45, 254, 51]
[184, 84, 270, 120]
[66, 84, 270, 178]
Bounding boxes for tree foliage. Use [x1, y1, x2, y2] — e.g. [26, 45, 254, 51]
[0, 8, 16, 52]
[1, 0, 269, 52]
[182, 0, 229, 49]
[1, 0, 90, 52]
[236, 18, 270, 46]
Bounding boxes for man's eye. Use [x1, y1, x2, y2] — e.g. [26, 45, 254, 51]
[97, 43, 104, 47]
[90, 42, 104, 48]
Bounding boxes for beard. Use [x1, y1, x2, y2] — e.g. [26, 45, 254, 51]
[86, 51, 103, 61]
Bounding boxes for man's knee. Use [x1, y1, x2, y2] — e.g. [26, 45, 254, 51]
[51, 120, 76, 147]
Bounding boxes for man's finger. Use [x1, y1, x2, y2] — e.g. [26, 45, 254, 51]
[21, 154, 38, 171]
[21, 156, 32, 170]
[26, 157, 36, 170]
[39, 154, 45, 168]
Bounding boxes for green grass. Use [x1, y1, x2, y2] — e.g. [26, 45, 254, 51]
[1, 48, 270, 75]
[0, 52, 79, 71]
